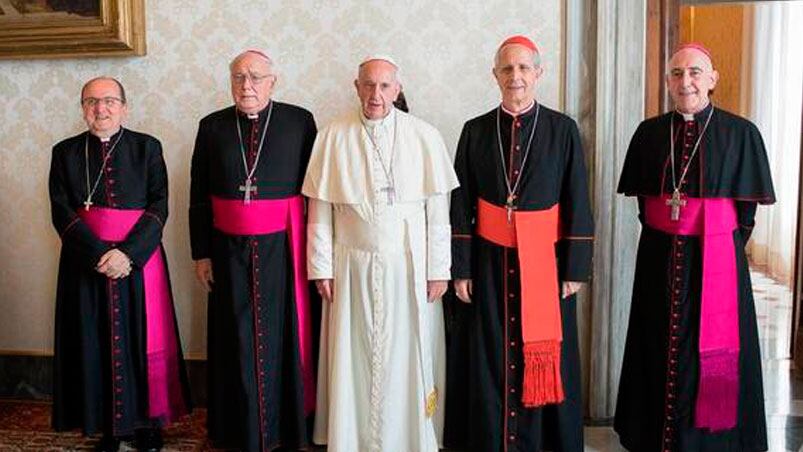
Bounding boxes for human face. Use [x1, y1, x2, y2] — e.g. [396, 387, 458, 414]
[81, 79, 127, 138]
[230, 53, 276, 114]
[493, 44, 542, 112]
[666, 48, 719, 114]
[354, 60, 400, 120]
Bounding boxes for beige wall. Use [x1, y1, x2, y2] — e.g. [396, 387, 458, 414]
[0, 1, 564, 357]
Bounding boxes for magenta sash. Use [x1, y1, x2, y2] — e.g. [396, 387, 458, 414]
[78, 207, 186, 423]
[645, 196, 739, 431]
[211, 195, 315, 414]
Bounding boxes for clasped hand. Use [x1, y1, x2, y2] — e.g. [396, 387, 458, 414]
[96, 248, 132, 279]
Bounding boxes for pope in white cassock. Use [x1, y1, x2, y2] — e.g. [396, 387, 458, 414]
[302, 55, 459, 452]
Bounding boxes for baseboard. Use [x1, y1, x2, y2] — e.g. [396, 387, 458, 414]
[0, 353, 207, 406]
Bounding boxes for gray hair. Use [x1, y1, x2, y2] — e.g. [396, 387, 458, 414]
[493, 46, 541, 69]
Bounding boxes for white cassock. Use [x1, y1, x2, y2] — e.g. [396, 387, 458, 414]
[302, 107, 459, 452]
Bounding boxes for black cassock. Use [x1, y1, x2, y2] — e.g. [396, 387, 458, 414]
[446, 104, 594, 452]
[49, 129, 191, 436]
[189, 102, 317, 451]
[615, 104, 775, 452]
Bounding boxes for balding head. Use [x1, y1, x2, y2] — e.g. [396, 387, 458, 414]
[666, 45, 719, 114]
[80, 77, 128, 138]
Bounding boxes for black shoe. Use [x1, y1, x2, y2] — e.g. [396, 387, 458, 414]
[134, 428, 164, 452]
[94, 435, 120, 452]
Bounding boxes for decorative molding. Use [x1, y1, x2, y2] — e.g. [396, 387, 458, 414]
[0, 0, 146, 59]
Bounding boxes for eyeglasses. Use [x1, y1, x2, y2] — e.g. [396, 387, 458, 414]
[231, 73, 275, 86]
[81, 97, 124, 108]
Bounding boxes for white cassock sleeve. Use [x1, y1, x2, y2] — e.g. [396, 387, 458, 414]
[426, 193, 452, 281]
[307, 198, 334, 280]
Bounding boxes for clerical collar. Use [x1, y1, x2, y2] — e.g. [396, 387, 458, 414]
[362, 106, 396, 129]
[88, 128, 123, 144]
[675, 102, 713, 123]
[500, 100, 536, 117]
[237, 103, 271, 121]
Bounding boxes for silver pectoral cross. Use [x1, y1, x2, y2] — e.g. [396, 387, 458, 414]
[239, 178, 257, 204]
[83, 198, 93, 211]
[381, 186, 395, 205]
[666, 190, 686, 221]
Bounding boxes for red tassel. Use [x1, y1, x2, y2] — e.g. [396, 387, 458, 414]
[522, 340, 564, 408]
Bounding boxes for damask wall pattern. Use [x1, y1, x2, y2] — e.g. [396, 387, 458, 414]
[0, 0, 563, 356]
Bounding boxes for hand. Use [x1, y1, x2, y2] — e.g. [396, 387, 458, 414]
[562, 281, 584, 299]
[454, 279, 473, 304]
[315, 279, 334, 303]
[427, 280, 448, 302]
[194, 258, 214, 292]
[96, 249, 132, 280]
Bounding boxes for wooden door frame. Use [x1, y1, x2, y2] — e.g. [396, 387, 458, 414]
[792, 82, 803, 368]
[646, 0, 679, 117]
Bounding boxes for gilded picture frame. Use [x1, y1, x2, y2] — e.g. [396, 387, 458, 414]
[0, 0, 145, 59]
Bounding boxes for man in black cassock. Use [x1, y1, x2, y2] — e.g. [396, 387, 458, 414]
[446, 35, 594, 452]
[615, 44, 774, 452]
[189, 50, 318, 452]
[50, 77, 191, 452]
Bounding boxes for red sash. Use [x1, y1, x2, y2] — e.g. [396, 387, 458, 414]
[477, 198, 564, 408]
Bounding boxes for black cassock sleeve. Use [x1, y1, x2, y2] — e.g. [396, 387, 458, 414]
[49, 145, 111, 269]
[189, 119, 213, 260]
[557, 120, 594, 282]
[300, 112, 318, 184]
[450, 123, 476, 280]
[737, 201, 758, 244]
[116, 139, 168, 267]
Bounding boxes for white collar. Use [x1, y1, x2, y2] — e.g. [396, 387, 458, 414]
[361, 106, 396, 129]
[500, 100, 536, 117]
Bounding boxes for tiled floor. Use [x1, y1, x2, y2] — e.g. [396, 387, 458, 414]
[585, 269, 802, 452]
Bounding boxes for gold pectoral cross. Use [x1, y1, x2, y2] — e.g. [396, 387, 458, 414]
[239, 178, 257, 204]
[666, 190, 686, 221]
[506, 194, 517, 222]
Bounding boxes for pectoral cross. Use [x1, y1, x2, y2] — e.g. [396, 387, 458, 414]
[506, 194, 517, 222]
[380, 186, 395, 205]
[83, 198, 93, 211]
[239, 178, 257, 204]
[666, 190, 686, 221]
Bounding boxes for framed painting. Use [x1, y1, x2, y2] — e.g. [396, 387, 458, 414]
[0, 0, 145, 59]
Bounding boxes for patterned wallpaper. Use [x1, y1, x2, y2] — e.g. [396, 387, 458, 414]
[0, 0, 563, 356]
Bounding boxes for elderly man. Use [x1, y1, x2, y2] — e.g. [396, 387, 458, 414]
[615, 43, 774, 452]
[50, 77, 190, 452]
[303, 55, 458, 452]
[447, 36, 593, 452]
[189, 50, 317, 451]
